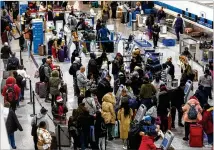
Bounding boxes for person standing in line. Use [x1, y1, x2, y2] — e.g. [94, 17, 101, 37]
[4, 102, 23, 149]
[37, 121, 52, 150]
[31, 107, 49, 150]
[7, 52, 20, 71]
[101, 88, 116, 141]
[110, 2, 118, 19]
[77, 66, 89, 96]
[117, 102, 133, 149]
[172, 14, 185, 41]
[1, 42, 12, 70]
[44, 59, 52, 102]
[198, 69, 213, 100]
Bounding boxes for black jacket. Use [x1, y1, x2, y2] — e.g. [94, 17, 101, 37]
[7, 56, 20, 71]
[166, 61, 175, 78]
[72, 62, 81, 78]
[1, 46, 12, 59]
[157, 91, 170, 115]
[88, 58, 98, 76]
[14, 75, 23, 88]
[47, 10, 54, 21]
[6, 109, 23, 134]
[169, 86, 185, 107]
[97, 78, 111, 103]
[112, 58, 120, 75]
[146, 15, 154, 27]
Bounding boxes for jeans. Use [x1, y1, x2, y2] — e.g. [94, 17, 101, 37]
[106, 124, 113, 139]
[8, 132, 16, 148]
[184, 122, 196, 138]
[171, 106, 183, 125]
[3, 59, 8, 70]
[80, 131, 89, 150]
[207, 133, 213, 144]
[153, 34, 159, 47]
[113, 73, 119, 81]
[98, 137, 106, 150]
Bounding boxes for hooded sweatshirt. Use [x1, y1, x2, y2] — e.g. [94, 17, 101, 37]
[31, 113, 49, 131]
[49, 70, 61, 95]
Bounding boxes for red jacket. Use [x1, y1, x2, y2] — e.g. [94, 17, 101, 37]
[199, 107, 213, 134]
[139, 136, 157, 150]
[2, 77, 20, 101]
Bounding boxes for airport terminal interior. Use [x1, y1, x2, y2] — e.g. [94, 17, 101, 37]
[0, 1, 213, 150]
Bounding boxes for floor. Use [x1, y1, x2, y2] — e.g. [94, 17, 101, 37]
[0, 2, 213, 150]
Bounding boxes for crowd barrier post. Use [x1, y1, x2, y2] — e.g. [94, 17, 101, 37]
[30, 91, 36, 117]
[27, 79, 33, 104]
[58, 125, 61, 150]
[20, 50, 23, 66]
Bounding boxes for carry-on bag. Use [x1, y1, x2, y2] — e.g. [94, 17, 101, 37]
[35, 82, 41, 94]
[160, 130, 174, 150]
[147, 56, 160, 65]
[58, 49, 65, 62]
[134, 104, 147, 123]
[150, 64, 162, 73]
[189, 124, 203, 147]
[38, 45, 46, 56]
[113, 120, 120, 138]
[162, 39, 176, 46]
[39, 82, 46, 98]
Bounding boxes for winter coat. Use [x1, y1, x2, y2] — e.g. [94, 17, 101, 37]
[1, 46, 12, 59]
[182, 99, 203, 123]
[52, 104, 68, 119]
[37, 128, 52, 150]
[14, 74, 23, 88]
[49, 71, 61, 96]
[138, 136, 156, 150]
[78, 110, 94, 133]
[77, 71, 87, 88]
[146, 15, 154, 27]
[157, 10, 166, 21]
[117, 108, 133, 139]
[199, 107, 213, 134]
[194, 89, 207, 107]
[101, 93, 116, 124]
[97, 78, 111, 103]
[44, 63, 52, 82]
[157, 91, 170, 115]
[83, 97, 97, 116]
[31, 113, 49, 131]
[112, 58, 122, 75]
[71, 61, 81, 78]
[88, 58, 98, 77]
[2, 77, 20, 101]
[5, 108, 23, 134]
[169, 86, 185, 107]
[7, 56, 20, 71]
[140, 83, 156, 99]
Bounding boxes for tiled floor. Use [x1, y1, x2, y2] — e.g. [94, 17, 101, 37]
[0, 2, 213, 150]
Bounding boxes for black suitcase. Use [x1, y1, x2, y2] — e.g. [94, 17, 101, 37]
[105, 41, 114, 53]
[150, 64, 163, 73]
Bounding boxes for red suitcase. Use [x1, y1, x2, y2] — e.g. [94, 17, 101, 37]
[189, 124, 203, 147]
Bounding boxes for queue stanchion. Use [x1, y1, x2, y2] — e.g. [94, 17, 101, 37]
[30, 91, 36, 117]
[58, 125, 61, 150]
[28, 79, 33, 104]
[20, 49, 23, 66]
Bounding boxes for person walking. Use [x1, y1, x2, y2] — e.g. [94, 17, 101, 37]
[98, 24, 110, 52]
[1, 42, 12, 70]
[172, 14, 185, 41]
[146, 14, 155, 40]
[31, 107, 49, 150]
[118, 102, 133, 149]
[4, 102, 23, 149]
[101, 88, 116, 141]
[151, 23, 160, 49]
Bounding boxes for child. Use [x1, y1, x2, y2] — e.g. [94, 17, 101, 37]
[118, 102, 133, 149]
[94, 111, 107, 150]
[139, 116, 159, 150]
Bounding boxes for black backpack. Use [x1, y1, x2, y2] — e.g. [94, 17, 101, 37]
[7, 58, 18, 69]
[39, 65, 45, 82]
[187, 103, 198, 120]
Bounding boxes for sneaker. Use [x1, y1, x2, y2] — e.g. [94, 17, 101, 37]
[183, 137, 189, 141]
[12, 146, 16, 149]
[178, 123, 184, 127]
[123, 146, 127, 149]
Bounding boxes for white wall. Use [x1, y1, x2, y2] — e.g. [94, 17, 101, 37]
[161, 1, 213, 21]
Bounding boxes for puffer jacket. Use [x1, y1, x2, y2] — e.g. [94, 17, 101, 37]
[1, 46, 12, 59]
[199, 107, 213, 134]
[49, 70, 61, 95]
[77, 71, 87, 88]
[101, 93, 116, 124]
[182, 98, 203, 123]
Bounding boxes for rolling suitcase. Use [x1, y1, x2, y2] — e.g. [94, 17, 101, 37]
[134, 104, 147, 123]
[38, 45, 46, 56]
[58, 49, 65, 62]
[3, 71, 10, 79]
[189, 124, 203, 147]
[35, 82, 41, 94]
[55, 125, 70, 147]
[160, 130, 174, 150]
[1, 79, 6, 92]
[39, 82, 46, 98]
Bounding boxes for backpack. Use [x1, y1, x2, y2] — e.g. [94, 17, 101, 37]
[187, 103, 198, 120]
[39, 65, 45, 82]
[7, 58, 17, 69]
[5, 84, 16, 102]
